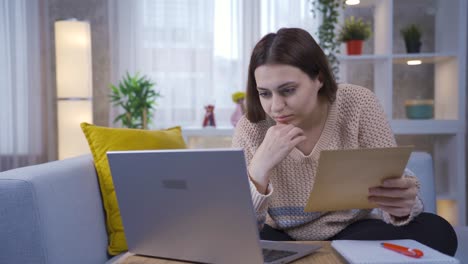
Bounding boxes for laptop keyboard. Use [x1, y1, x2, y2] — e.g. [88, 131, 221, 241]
[262, 248, 297, 263]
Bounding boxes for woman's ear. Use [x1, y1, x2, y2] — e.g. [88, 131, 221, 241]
[317, 72, 324, 89]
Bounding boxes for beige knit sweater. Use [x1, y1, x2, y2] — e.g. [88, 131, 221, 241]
[232, 84, 423, 241]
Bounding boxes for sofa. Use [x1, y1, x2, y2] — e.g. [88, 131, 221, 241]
[0, 152, 467, 263]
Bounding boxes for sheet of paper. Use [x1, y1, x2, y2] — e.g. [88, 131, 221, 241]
[304, 146, 413, 212]
[331, 239, 459, 264]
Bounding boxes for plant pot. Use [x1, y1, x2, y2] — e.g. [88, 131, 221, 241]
[404, 40, 421, 53]
[346, 40, 363, 55]
[405, 99, 434, 119]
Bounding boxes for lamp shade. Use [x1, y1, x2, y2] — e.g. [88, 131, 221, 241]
[54, 19, 93, 159]
[55, 20, 92, 98]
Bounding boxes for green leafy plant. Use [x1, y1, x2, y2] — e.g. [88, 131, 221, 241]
[338, 16, 372, 42]
[109, 72, 161, 129]
[400, 24, 422, 44]
[310, 0, 346, 79]
[400, 24, 422, 53]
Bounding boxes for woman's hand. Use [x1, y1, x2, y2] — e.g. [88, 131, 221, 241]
[249, 124, 306, 193]
[368, 176, 418, 218]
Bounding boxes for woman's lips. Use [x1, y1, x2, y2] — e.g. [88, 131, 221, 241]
[275, 115, 293, 123]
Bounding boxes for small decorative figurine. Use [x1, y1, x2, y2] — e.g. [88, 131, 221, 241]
[202, 104, 216, 127]
[231, 91, 246, 127]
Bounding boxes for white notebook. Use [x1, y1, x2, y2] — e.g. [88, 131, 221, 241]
[331, 239, 459, 264]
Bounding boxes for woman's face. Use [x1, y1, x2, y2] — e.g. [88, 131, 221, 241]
[254, 64, 323, 129]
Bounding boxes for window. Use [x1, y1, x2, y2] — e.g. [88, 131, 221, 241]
[110, 0, 318, 128]
[0, 0, 47, 171]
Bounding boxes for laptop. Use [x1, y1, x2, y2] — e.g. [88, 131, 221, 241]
[107, 148, 320, 264]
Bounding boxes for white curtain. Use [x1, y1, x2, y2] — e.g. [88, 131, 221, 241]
[0, 0, 47, 171]
[260, 0, 319, 37]
[110, 0, 319, 129]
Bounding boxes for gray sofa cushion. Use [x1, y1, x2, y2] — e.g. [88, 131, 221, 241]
[407, 152, 437, 213]
[0, 155, 109, 264]
[1, 180, 46, 262]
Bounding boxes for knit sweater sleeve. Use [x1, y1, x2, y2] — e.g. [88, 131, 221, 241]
[232, 116, 272, 229]
[356, 87, 396, 149]
[354, 87, 423, 225]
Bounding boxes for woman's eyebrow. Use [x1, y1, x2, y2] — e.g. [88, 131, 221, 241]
[257, 81, 297, 90]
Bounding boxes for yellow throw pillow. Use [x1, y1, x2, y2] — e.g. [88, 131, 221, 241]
[80, 122, 187, 255]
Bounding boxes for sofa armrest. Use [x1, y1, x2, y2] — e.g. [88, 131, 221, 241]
[0, 155, 109, 264]
[407, 152, 437, 214]
[454, 226, 468, 262]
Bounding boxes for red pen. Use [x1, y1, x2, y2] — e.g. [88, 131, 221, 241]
[381, 242, 424, 258]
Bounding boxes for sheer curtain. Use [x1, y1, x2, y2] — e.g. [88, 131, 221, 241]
[110, 0, 319, 129]
[260, 0, 318, 37]
[0, 0, 49, 171]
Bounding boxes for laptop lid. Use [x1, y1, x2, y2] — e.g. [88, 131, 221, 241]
[107, 149, 264, 264]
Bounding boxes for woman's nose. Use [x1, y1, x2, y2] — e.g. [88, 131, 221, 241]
[271, 95, 285, 113]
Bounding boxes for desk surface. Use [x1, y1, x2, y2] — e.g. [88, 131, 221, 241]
[118, 241, 345, 264]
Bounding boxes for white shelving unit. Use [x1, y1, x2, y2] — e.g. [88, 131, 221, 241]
[181, 0, 467, 226]
[338, 0, 467, 225]
[390, 120, 463, 135]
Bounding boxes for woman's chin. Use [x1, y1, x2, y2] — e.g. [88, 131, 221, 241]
[276, 119, 299, 127]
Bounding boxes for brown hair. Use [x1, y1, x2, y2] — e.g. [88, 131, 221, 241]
[245, 28, 338, 122]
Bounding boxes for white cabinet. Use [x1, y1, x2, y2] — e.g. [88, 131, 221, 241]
[338, 0, 466, 225]
[182, 127, 233, 149]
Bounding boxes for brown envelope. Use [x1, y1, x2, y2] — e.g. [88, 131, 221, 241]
[304, 146, 413, 212]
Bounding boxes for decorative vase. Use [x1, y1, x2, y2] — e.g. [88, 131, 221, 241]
[404, 40, 421, 53]
[346, 40, 363, 55]
[231, 103, 244, 127]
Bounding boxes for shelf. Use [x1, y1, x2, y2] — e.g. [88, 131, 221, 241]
[345, 0, 378, 8]
[182, 121, 462, 137]
[182, 127, 234, 137]
[336, 54, 389, 62]
[337, 53, 457, 64]
[390, 120, 462, 135]
[392, 53, 457, 64]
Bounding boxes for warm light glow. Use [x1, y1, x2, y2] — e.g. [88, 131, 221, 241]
[345, 0, 360, 5]
[55, 20, 93, 159]
[57, 101, 92, 159]
[407, 60, 422, 65]
[55, 20, 92, 98]
[437, 199, 458, 226]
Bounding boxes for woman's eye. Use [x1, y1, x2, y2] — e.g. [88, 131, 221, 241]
[258, 91, 271, 97]
[281, 88, 296, 95]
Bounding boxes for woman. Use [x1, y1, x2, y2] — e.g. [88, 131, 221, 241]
[232, 28, 457, 256]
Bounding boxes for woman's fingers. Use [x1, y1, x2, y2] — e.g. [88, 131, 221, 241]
[381, 177, 414, 188]
[268, 124, 304, 145]
[286, 126, 305, 139]
[368, 176, 419, 218]
[369, 196, 413, 217]
[376, 205, 411, 217]
[368, 196, 412, 207]
[368, 186, 418, 199]
[290, 135, 307, 146]
[256, 124, 305, 172]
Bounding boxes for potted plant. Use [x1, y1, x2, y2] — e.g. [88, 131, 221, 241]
[400, 24, 422, 53]
[109, 72, 161, 129]
[338, 16, 372, 55]
[310, 0, 346, 78]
